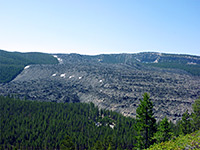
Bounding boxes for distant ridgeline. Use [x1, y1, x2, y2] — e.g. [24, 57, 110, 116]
[142, 53, 200, 76]
[1, 50, 200, 83]
[93, 52, 200, 76]
[56, 52, 200, 76]
[0, 50, 58, 83]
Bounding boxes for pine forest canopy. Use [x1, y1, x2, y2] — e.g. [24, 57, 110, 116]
[1, 95, 200, 149]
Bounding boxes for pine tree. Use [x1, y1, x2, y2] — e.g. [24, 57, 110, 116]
[92, 140, 103, 150]
[192, 97, 200, 131]
[60, 135, 75, 150]
[103, 136, 115, 150]
[136, 93, 156, 149]
[180, 110, 192, 135]
[154, 117, 172, 143]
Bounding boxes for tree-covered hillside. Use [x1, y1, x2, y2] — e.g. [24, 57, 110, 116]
[0, 50, 58, 83]
[98, 52, 200, 76]
[146, 62, 200, 76]
[146, 97, 200, 150]
[1, 95, 200, 149]
[0, 96, 137, 150]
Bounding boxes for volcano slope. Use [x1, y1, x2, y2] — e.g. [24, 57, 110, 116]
[0, 53, 200, 122]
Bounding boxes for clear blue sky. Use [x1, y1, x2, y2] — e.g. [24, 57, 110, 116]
[0, 0, 200, 55]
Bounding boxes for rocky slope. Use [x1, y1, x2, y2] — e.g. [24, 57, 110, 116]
[0, 52, 200, 122]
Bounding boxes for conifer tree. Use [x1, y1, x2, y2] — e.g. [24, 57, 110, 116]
[92, 140, 103, 150]
[136, 93, 156, 149]
[192, 97, 200, 131]
[60, 135, 75, 150]
[103, 136, 115, 150]
[154, 117, 172, 143]
[180, 110, 192, 135]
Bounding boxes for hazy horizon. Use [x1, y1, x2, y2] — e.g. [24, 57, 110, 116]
[1, 0, 200, 56]
[2, 48, 200, 57]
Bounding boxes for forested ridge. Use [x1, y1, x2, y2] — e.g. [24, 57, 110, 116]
[58, 52, 200, 76]
[0, 96, 137, 149]
[0, 50, 58, 83]
[1, 95, 200, 149]
[145, 62, 200, 76]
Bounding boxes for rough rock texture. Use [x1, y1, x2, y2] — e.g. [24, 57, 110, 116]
[0, 53, 200, 122]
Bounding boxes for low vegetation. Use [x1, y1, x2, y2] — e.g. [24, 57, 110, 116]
[147, 130, 200, 150]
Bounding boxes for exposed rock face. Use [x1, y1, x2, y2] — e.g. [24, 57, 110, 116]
[0, 53, 200, 122]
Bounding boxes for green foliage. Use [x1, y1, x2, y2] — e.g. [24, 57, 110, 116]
[0, 50, 58, 83]
[154, 117, 172, 143]
[147, 130, 200, 150]
[0, 64, 24, 83]
[146, 62, 200, 76]
[1, 93, 199, 149]
[0, 96, 136, 149]
[92, 140, 104, 150]
[60, 135, 75, 150]
[192, 97, 200, 130]
[136, 93, 156, 149]
[102, 136, 115, 150]
[180, 110, 192, 135]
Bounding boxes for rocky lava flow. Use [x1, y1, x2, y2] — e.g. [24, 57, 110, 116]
[0, 54, 200, 122]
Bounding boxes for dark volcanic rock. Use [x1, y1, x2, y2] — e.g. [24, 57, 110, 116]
[0, 53, 200, 122]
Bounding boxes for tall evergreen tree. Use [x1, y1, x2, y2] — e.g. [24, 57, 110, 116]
[192, 97, 200, 131]
[92, 140, 103, 150]
[154, 117, 172, 143]
[136, 93, 156, 149]
[180, 110, 192, 135]
[60, 135, 75, 150]
[102, 136, 115, 150]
